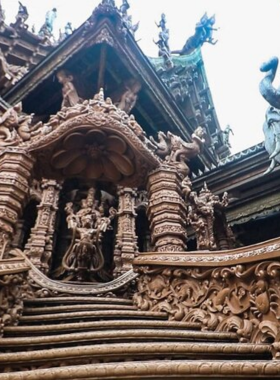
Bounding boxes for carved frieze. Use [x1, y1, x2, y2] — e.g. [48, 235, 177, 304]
[134, 250, 280, 343]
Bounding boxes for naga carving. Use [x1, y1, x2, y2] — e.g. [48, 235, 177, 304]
[150, 126, 206, 177]
[172, 13, 218, 55]
[260, 56, 280, 173]
[134, 260, 280, 343]
[55, 188, 116, 282]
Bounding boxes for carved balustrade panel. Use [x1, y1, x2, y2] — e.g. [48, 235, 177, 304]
[134, 238, 280, 344]
[0, 257, 30, 336]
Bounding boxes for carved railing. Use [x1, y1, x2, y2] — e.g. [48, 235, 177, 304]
[0, 257, 30, 336]
[133, 236, 280, 345]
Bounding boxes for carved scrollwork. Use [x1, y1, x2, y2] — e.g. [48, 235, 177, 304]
[134, 260, 280, 343]
[0, 267, 29, 335]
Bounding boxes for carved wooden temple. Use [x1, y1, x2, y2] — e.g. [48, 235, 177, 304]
[0, 1, 280, 378]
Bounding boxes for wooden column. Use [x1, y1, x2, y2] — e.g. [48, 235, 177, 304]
[114, 187, 138, 276]
[0, 148, 34, 259]
[147, 166, 187, 252]
[24, 179, 61, 274]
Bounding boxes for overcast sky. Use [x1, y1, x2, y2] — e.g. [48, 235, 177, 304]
[2, 0, 280, 154]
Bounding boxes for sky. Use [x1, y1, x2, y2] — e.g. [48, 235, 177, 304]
[2, 0, 280, 154]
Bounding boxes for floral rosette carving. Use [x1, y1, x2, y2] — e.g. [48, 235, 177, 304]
[134, 261, 280, 343]
[51, 129, 135, 181]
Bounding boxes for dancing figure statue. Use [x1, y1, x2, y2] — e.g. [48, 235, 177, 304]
[59, 188, 116, 282]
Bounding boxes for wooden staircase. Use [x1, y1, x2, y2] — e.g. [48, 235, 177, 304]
[0, 295, 278, 379]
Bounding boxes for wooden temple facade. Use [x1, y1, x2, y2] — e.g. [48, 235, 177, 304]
[0, 1, 280, 378]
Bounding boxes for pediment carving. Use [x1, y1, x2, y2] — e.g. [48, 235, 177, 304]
[23, 89, 160, 186]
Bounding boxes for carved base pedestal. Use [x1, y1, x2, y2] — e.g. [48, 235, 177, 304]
[147, 166, 187, 252]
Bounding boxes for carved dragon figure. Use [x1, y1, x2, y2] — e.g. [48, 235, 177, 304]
[260, 56, 280, 173]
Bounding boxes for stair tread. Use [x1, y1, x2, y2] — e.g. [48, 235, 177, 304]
[0, 342, 271, 365]
[19, 309, 168, 323]
[0, 329, 238, 348]
[24, 296, 133, 305]
[0, 359, 279, 379]
[24, 304, 137, 314]
[4, 320, 201, 335]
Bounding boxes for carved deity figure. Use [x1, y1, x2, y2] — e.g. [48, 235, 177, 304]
[187, 183, 233, 250]
[117, 79, 141, 113]
[58, 188, 116, 282]
[12, 1, 29, 30]
[119, 0, 129, 16]
[38, 8, 57, 43]
[259, 56, 280, 174]
[222, 125, 234, 148]
[154, 13, 172, 69]
[45, 8, 57, 33]
[56, 69, 81, 108]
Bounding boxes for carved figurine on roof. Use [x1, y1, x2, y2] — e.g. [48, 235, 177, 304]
[154, 13, 173, 69]
[119, 0, 139, 35]
[56, 187, 116, 282]
[260, 56, 280, 174]
[38, 7, 57, 44]
[11, 1, 29, 30]
[187, 183, 234, 250]
[172, 13, 218, 55]
[58, 22, 73, 42]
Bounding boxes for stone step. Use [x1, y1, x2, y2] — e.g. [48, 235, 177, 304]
[4, 319, 201, 336]
[24, 296, 133, 306]
[19, 310, 168, 324]
[23, 303, 137, 314]
[0, 359, 279, 379]
[0, 342, 271, 372]
[0, 329, 238, 350]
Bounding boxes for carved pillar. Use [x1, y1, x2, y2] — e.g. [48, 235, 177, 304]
[24, 179, 61, 274]
[147, 166, 187, 252]
[0, 149, 34, 258]
[114, 187, 138, 276]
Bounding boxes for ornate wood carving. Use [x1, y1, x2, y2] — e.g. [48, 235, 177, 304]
[0, 148, 34, 258]
[56, 187, 116, 282]
[0, 257, 29, 336]
[114, 186, 138, 276]
[24, 179, 61, 274]
[147, 166, 187, 252]
[187, 183, 234, 250]
[134, 243, 280, 343]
